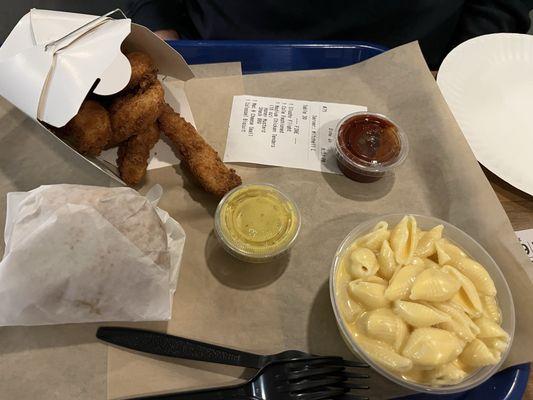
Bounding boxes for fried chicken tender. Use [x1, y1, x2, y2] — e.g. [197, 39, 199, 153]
[107, 80, 165, 148]
[117, 122, 160, 185]
[158, 104, 242, 197]
[126, 51, 157, 91]
[59, 100, 111, 156]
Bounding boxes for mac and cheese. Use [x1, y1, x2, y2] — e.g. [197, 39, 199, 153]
[335, 216, 509, 386]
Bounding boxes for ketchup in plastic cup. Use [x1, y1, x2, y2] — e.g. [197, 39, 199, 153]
[334, 112, 409, 182]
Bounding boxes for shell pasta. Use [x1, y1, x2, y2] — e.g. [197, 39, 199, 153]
[335, 215, 509, 386]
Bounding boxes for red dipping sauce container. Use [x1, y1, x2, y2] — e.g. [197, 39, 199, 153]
[334, 112, 409, 182]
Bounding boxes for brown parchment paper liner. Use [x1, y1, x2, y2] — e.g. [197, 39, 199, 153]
[107, 42, 533, 399]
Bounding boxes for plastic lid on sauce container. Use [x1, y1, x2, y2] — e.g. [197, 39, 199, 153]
[334, 112, 409, 182]
[214, 183, 301, 263]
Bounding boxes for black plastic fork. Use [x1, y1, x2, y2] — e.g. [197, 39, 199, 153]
[96, 327, 368, 370]
[133, 358, 369, 400]
[96, 327, 370, 399]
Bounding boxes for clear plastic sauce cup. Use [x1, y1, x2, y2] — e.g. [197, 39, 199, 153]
[335, 112, 409, 182]
[215, 183, 301, 263]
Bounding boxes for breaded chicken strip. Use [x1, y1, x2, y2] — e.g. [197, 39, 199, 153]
[59, 100, 111, 156]
[107, 80, 164, 148]
[117, 122, 160, 185]
[158, 104, 241, 197]
[126, 51, 157, 91]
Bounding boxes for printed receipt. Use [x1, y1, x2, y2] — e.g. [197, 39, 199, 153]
[224, 95, 366, 173]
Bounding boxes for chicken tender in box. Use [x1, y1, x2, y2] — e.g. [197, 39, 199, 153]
[0, 9, 241, 195]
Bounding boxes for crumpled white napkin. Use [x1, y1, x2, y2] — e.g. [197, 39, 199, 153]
[0, 184, 185, 326]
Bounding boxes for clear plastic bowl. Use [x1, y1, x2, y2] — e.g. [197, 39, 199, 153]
[214, 183, 301, 263]
[329, 213, 515, 394]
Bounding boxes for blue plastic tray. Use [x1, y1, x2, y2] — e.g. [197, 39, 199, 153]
[167, 39, 530, 399]
[167, 40, 386, 74]
[402, 363, 530, 400]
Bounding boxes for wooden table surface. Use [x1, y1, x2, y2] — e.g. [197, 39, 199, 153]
[484, 168, 533, 399]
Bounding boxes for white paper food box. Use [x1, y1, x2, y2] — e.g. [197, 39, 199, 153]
[0, 9, 197, 184]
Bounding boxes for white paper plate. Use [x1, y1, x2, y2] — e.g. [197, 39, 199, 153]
[437, 33, 533, 195]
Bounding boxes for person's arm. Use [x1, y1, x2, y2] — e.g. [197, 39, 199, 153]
[154, 29, 180, 40]
[127, 0, 180, 39]
[452, 0, 530, 45]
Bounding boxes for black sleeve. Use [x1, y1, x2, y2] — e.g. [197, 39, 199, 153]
[451, 0, 530, 45]
[126, 0, 182, 31]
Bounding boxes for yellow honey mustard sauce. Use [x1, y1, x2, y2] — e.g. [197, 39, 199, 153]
[215, 184, 300, 262]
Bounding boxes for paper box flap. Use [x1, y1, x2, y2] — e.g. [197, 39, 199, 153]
[0, 9, 194, 128]
[0, 9, 132, 127]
